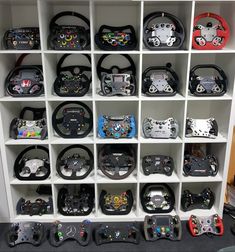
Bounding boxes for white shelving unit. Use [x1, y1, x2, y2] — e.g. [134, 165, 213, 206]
[0, 0, 234, 222]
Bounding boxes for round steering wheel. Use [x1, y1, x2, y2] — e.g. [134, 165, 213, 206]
[143, 12, 185, 50]
[52, 101, 93, 138]
[54, 54, 91, 97]
[96, 54, 136, 96]
[56, 145, 93, 180]
[98, 144, 136, 180]
[14, 145, 50, 181]
[192, 13, 230, 50]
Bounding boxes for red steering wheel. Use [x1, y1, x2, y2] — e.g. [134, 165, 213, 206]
[192, 12, 230, 50]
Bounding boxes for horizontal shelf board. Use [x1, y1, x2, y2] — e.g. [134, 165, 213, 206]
[14, 215, 55, 222]
[0, 50, 42, 54]
[139, 170, 180, 183]
[44, 50, 91, 54]
[47, 94, 93, 101]
[5, 138, 49, 145]
[140, 136, 182, 144]
[53, 175, 95, 184]
[184, 133, 227, 143]
[97, 208, 137, 219]
[96, 137, 139, 144]
[94, 94, 140, 101]
[178, 206, 218, 220]
[0, 96, 46, 102]
[96, 172, 138, 184]
[191, 49, 235, 54]
[141, 49, 189, 54]
[187, 93, 233, 101]
[10, 178, 52, 185]
[181, 174, 223, 183]
[55, 212, 96, 221]
[93, 50, 140, 54]
[51, 136, 94, 144]
[141, 93, 185, 101]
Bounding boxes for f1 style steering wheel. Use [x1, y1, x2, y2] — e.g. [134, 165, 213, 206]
[52, 101, 93, 138]
[14, 145, 50, 180]
[192, 13, 230, 50]
[56, 145, 93, 180]
[53, 54, 91, 97]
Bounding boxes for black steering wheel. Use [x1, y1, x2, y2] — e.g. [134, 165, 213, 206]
[98, 144, 136, 180]
[52, 101, 93, 138]
[189, 64, 227, 96]
[54, 54, 91, 97]
[140, 183, 175, 213]
[143, 12, 185, 50]
[56, 145, 93, 180]
[14, 145, 50, 181]
[96, 54, 136, 96]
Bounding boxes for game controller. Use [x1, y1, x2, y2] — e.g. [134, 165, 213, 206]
[143, 12, 185, 50]
[189, 64, 227, 96]
[192, 13, 230, 50]
[7, 222, 44, 247]
[95, 25, 137, 50]
[53, 54, 91, 97]
[10, 107, 47, 140]
[5, 53, 44, 97]
[99, 189, 133, 215]
[4, 27, 40, 50]
[184, 154, 218, 176]
[181, 188, 215, 211]
[48, 11, 90, 50]
[188, 214, 224, 236]
[52, 101, 93, 138]
[98, 144, 136, 180]
[140, 184, 175, 213]
[142, 63, 178, 96]
[95, 223, 140, 245]
[49, 220, 91, 247]
[98, 115, 136, 139]
[14, 145, 50, 180]
[185, 118, 218, 138]
[144, 215, 182, 241]
[142, 155, 174, 176]
[56, 145, 93, 180]
[57, 185, 94, 216]
[16, 197, 53, 216]
[97, 54, 136, 96]
[143, 117, 179, 139]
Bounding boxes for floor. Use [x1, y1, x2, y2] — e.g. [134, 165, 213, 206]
[0, 214, 235, 252]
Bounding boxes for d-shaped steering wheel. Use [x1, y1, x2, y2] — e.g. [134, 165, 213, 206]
[14, 145, 50, 181]
[143, 12, 185, 50]
[96, 54, 136, 96]
[54, 54, 91, 97]
[56, 145, 93, 180]
[52, 101, 93, 138]
[98, 144, 136, 180]
[192, 13, 230, 50]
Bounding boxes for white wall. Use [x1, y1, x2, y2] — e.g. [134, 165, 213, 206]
[0, 152, 10, 222]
